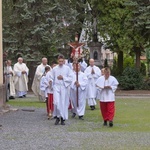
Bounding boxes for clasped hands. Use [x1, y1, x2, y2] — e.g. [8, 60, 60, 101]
[57, 75, 63, 80]
[91, 69, 95, 74]
[49, 80, 52, 85]
[75, 81, 80, 87]
[104, 86, 111, 89]
[22, 71, 26, 74]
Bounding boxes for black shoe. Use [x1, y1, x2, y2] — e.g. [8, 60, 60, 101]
[93, 106, 96, 110]
[23, 95, 26, 97]
[72, 113, 76, 118]
[103, 120, 107, 126]
[109, 121, 113, 127]
[90, 106, 94, 110]
[61, 117, 65, 125]
[9, 96, 15, 99]
[55, 118, 60, 125]
[19, 96, 23, 98]
[79, 116, 84, 120]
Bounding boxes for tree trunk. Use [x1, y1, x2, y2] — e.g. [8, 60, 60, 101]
[117, 51, 123, 75]
[135, 48, 141, 69]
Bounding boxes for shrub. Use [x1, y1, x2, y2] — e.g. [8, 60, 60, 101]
[140, 62, 146, 76]
[111, 58, 120, 76]
[123, 56, 134, 70]
[119, 67, 143, 90]
[141, 77, 150, 90]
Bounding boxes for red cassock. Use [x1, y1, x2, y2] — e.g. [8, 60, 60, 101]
[68, 99, 73, 110]
[100, 101, 115, 121]
[47, 93, 54, 114]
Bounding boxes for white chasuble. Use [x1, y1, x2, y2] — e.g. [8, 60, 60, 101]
[14, 62, 29, 93]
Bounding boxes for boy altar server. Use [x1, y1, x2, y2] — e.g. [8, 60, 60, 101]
[40, 66, 53, 119]
[70, 63, 88, 120]
[96, 67, 119, 127]
[51, 55, 72, 125]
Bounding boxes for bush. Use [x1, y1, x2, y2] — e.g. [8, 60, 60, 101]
[119, 67, 143, 90]
[140, 62, 146, 76]
[123, 56, 134, 70]
[111, 58, 120, 76]
[141, 78, 150, 90]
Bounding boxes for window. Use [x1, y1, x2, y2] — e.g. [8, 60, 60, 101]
[94, 51, 98, 60]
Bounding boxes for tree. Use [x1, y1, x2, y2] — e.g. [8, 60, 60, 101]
[88, 0, 150, 73]
[124, 0, 150, 69]
[2, 0, 88, 63]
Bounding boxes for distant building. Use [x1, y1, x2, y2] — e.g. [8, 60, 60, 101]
[88, 41, 116, 67]
[101, 48, 116, 67]
[88, 41, 102, 67]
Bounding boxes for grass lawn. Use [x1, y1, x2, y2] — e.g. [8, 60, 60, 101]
[7, 97, 150, 133]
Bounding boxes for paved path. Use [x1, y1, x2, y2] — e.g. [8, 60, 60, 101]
[0, 107, 150, 150]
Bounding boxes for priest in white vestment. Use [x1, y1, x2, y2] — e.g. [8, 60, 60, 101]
[80, 58, 87, 72]
[84, 59, 101, 110]
[70, 63, 88, 120]
[4, 60, 15, 100]
[65, 58, 87, 72]
[14, 57, 29, 98]
[96, 67, 119, 127]
[51, 55, 72, 125]
[32, 57, 50, 101]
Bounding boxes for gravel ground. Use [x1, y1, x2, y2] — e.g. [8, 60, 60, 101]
[0, 107, 150, 150]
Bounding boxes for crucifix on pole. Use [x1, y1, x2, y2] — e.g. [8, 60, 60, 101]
[68, 34, 84, 107]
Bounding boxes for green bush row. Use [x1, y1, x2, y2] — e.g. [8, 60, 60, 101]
[114, 67, 150, 90]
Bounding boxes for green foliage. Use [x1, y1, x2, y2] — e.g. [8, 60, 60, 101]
[111, 57, 120, 76]
[123, 55, 134, 69]
[141, 77, 150, 90]
[112, 55, 134, 76]
[119, 67, 143, 90]
[140, 62, 146, 76]
[2, 0, 88, 62]
[89, 0, 150, 70]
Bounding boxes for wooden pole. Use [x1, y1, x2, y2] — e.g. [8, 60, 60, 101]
[76, 61, 79, 107]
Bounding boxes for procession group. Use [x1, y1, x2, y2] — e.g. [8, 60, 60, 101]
[4, 55, 119, 127]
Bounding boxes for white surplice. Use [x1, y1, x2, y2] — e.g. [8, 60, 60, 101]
[45, 70, 57, 117]
[40, 74, 52, 98]
[13, 62, 29, 97]
[45, 70, 53, 96]
[96, 76, 119, 102]
[80, 60, 87, 72]
[84, 65, 101, 106]
[51, 64, 72, 120]
[70, 71, 88, 116]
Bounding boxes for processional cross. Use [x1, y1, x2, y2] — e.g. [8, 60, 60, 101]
[68, 34, 84, 107]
